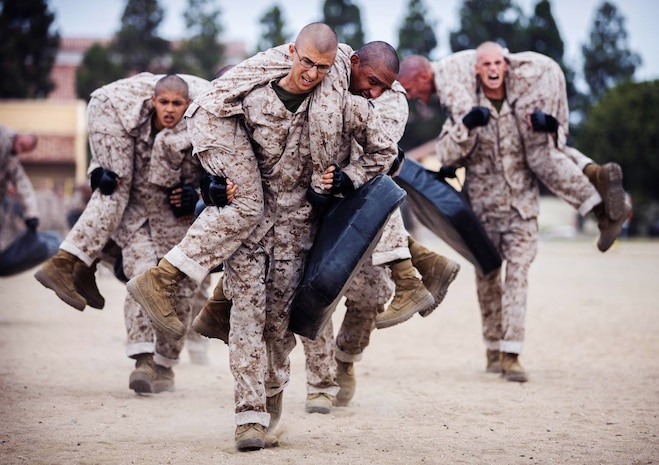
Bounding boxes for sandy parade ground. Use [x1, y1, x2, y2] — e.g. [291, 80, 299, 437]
[1, 206, 658, 464]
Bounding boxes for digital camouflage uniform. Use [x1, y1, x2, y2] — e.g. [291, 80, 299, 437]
[433, 50, 605, 354]
[58, 73, 209, 266]
[113, 108, 206, 367]
[0, 125, 40, 250]
[301, 81, 409, 397]
[192, 44, 397, 428]
[432, 51, 600, 217]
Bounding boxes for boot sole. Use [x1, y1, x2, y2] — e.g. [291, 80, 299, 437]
[34, 269, 86, 311]
[602, 163, 625, 222]
[305, 404, 331, 414]
[375, 292, 435, 329]
[419, 261, 461, 317]
[236, 437, 265, 451]
[129, 372, 154, 394]
[126, 278, 185, 340]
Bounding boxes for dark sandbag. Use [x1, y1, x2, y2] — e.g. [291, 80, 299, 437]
[0, 230, 61, 277]
[395, 159, 501, 275]
[289, 175, 406, 340]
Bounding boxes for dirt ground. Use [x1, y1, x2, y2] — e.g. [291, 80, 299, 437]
[1, 228, 658, 464]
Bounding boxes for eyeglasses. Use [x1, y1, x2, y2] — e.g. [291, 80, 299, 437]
[294, 47, 332, 74]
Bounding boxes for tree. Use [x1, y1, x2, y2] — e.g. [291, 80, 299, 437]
[525, 0, 580, 112]
[0, 0, 60, 98]
[75, 43, 124, 101]
[396, 0, 437, 59]
[575, 80, 659, 208]
[255, 5, 290, 53]
[449, 0, 527, 53]
[169, 0, 224, 79]
[113, 0, 170, 74]
[322, 0, 365, 49]
[581, 1, 641, 105]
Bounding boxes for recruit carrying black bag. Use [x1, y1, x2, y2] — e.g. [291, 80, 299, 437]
[0, 230, 61, 277]
[394, 158, 501, 275]
[289, 174, 407, 340]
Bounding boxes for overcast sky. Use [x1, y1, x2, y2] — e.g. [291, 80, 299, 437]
[48, 0, 659, 83]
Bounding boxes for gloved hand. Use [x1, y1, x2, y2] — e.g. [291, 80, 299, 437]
[24, 217, 39, 232]
[306, 186, 338, 218]
[530, 110, 559, 133]
[437, 165, 458, 179]
[90, 167, 119, 195]
[387, 146, 406, 176]
[200, 172, 229, 207]
[462, 106, 490, 130]
[168, 183, 199, 217]
[327, 163, 355, 195]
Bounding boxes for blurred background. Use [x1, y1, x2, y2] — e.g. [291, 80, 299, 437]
[1, 0, 657, 238]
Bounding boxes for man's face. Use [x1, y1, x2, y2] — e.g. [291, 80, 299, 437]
[349, 55, 397, 100]
[475, 48, 507, 97]
[286, 43, 335, 94]
[398, 71, 435, 104]
[152, 90, 190, 130]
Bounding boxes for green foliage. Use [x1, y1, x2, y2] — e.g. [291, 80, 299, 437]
[396, 0, 437, 59]
[322, 0, 365, 49]
[582, 1, 641, 105]
[169, 0, 224, 79]
[255, 5, 290, 53]
[449, 0, 527, 52]
[575, 80, 659, 205]
[113, 0, 170, 73]
[0, 0, 60, 98]
[75, 43, 124, 101]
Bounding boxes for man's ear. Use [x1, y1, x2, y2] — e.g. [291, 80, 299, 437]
[349, 53, 360, 66]
[288, 43, 295, 59]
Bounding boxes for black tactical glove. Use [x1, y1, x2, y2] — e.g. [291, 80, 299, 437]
[437, 165, 458, 179]
[306, 186, 339, 218]
[168, 183, 199, 217]
[387, 146, 406, 176]
[200, 172, 229, 207]
[327, 163, 355, 195]
[24, 217, 39, 232]
[462, 106, 490, 130]
[530, 110, 559, 133]
[90, 167, 119, 195]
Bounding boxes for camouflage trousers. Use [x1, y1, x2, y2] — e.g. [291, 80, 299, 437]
[165, 108, 264, 284]
[223, 236, 301, 428]
[476, 210, 538, 355]
[185, 275, 211, 356]
[371, 208, 410, 266]
[122, 223, 197, 367]
[300, 258, 394, 395]
[521, 127, 601, 216]
[60, 96, 134, 266]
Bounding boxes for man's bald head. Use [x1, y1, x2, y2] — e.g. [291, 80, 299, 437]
[397, 55, 435, 104]
[295, 22, 338, 55]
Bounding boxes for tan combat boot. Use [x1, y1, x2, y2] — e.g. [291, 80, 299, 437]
[334, 359, 356, 407]
[266, 391, 283, 432]
[126, 258, 187, 340]
[73, 259, 105, 309]
[408, 236, 461, 317]
[305, 393, 334, 414]
[500, 352, 528, 382]
[235, 423, 266, 451]
[34, 249, 87, 311]
[191, 279, 231, 344]
[584, 162, 626, 221]
[486, 349, 502, 373]
[128, 353, 156, 394]
[593, 202, 632, 252]
[153, 364, 175, 393]
[375, 259, 434, 329]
